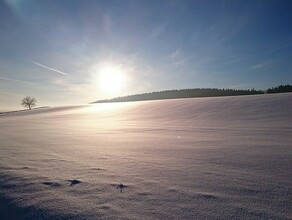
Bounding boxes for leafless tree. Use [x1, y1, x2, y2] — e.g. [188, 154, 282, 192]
[21, 96, 37, 110]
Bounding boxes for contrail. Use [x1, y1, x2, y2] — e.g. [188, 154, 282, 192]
[0, 76, 37, 85]
[32, 60, 70, 76]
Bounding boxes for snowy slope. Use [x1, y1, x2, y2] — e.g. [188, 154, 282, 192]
[0, 93, 291, 219]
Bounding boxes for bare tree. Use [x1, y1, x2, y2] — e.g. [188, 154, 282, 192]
[21, 96, 37, 110]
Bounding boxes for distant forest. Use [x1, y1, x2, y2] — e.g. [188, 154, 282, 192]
[92, 84, 292, 104]
[266, 84, 292, 94]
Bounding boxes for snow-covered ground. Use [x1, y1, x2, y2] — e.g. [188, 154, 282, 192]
[0, 93, 291, 219]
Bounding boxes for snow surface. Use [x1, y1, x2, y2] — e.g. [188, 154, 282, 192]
[0, 93, 291, 219]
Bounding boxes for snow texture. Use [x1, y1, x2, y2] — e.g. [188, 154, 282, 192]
[0, 93, 291, 219]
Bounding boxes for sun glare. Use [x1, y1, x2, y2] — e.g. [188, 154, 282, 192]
[97, 63, 125, 95]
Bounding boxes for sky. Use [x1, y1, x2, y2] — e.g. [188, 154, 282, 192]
[0, 0, 291, 111]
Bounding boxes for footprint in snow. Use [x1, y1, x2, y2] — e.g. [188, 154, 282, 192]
[69, 179, 81, 187]
[116, 183, 128, 192]
[43, 181, 61, 187]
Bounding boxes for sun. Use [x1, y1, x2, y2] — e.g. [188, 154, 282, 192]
[90, 61, 130, 97]
[96, 63, 126, 96]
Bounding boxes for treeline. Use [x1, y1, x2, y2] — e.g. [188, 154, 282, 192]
[267, 84, 292, 94]
[93, 88, 264, 103]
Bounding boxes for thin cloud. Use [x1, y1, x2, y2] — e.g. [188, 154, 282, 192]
[168, 48, 189, 67]
[32, 60, 70, 76]
[252, 63, 267, 69]
[252, 60, 275, 69]
[170, 48, 180, 60]
[103, 14, 113, 35]
[150, 23, 168, 38]
[171, 57, 189, 67]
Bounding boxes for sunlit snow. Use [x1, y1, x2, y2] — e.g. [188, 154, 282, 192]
[0, 93, 291, 219]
